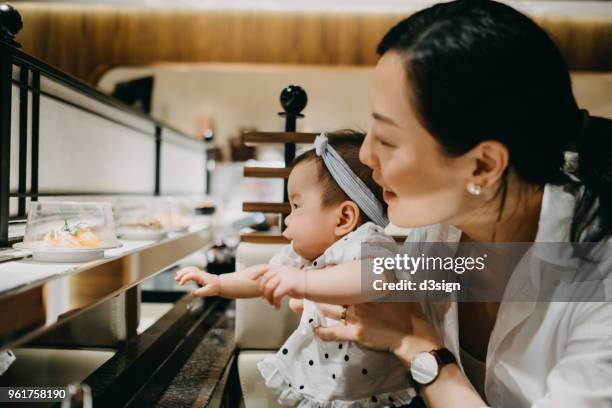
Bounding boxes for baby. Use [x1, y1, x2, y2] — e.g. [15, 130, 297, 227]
[176, 132, 417, 407]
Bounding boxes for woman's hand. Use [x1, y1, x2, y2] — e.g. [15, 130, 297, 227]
[252, 265, 307, 309]
[174, 266, 220, 297]
[315, 302, 444, 366]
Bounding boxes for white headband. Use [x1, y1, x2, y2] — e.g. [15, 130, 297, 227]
[313, 133, 389, 227]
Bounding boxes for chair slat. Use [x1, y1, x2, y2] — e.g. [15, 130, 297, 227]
[240, 231, 290, 244]
[242, 202, 291, 214]
[243, 167, 292, 179]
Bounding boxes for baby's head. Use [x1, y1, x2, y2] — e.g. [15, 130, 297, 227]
[283, 130, 386, 261]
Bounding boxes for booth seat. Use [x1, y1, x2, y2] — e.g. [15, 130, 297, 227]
[235, 242, 300, 408]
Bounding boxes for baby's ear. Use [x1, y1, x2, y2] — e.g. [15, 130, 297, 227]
[334, 201, 360, 237]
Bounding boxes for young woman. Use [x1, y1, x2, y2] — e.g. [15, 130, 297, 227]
[256, 1, 612, 406]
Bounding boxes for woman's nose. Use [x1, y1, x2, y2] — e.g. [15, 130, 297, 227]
[360, 131, 376, 170]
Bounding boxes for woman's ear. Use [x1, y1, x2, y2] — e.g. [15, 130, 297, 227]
[465, 140, 509, 195]
[334, 201, 360, 237]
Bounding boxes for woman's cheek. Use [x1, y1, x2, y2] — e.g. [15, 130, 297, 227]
[383, 159, 407, 191]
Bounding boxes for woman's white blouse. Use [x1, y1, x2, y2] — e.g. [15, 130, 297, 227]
[408, 185, 612, 407]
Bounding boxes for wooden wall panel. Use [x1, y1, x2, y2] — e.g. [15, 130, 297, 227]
[12, 3, 612, 85]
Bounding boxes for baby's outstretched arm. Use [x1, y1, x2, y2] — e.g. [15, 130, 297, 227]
[175, 264, 268, 299]
[254, 260, 389, 308]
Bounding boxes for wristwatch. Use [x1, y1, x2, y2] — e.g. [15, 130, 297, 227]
[410, 348, 457, 385]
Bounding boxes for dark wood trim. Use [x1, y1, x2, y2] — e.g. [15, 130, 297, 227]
[243, 166, 292, 179]
[242, 202, 291, 214]
[242, 131, 318, 146]
[240, 229, 407, 244]
[240, 230, 290, 244]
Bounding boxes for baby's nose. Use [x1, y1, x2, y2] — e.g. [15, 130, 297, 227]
[282, 217, 293, 239]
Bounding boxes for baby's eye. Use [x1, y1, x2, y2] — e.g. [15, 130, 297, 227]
[291, 203, 299, 209]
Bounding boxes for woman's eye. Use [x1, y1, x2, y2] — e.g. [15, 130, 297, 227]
[376, 135, 394, 147]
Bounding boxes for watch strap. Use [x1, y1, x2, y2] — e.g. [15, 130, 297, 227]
[430, 348, 457, 366]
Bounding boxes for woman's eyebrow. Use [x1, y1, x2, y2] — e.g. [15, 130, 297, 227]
[372, 112, 400, 128]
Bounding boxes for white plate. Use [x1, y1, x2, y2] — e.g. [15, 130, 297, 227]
[117, 228, 167, 241]
[167, 225, 189, 233]
[168, 225, 189, 232]
[13, 243, 121, 263]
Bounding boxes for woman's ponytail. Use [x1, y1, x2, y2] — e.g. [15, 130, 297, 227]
[570, 112, 612, 243]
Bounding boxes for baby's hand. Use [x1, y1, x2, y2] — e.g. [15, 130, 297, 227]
[174, 266, 220, 297]
[289, 298, 304, 314]
[252, 265, 307, 309]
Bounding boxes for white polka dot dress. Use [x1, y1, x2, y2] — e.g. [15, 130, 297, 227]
[258, 222, 417, 407]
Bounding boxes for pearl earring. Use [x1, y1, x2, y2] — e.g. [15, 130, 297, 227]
[467, 183, 482, 195]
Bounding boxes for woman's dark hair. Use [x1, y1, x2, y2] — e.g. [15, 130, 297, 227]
[378, 0, 612, 242]
[291, 130, 387, 225]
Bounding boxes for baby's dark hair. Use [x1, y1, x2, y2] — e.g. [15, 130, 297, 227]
[291, 130, 387, 225]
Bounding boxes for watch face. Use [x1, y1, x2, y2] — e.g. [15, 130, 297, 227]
[411, 351, 439, 385]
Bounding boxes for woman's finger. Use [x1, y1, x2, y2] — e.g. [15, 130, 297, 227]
[258, 270, 274, 290]
[263, 276, 280, 305]
[315, 325, 356, 342]
[249, 264, 272, 280]
[258, 270, 273, 292]
[259, 269, 279, 293]
[272, 283, 290, 309]
[316, 303, 346, 320]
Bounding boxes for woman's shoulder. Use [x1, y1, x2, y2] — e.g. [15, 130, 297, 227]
[403, 223, 462, 243]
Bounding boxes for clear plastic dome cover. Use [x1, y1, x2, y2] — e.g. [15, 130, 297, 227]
[114, 197, 195, 234]
[114, 197, 167, 234]
[21, 201, 120, 249]
[157, 197, 196, 232]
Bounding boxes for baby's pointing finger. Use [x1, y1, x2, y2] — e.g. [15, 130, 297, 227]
[179, 271, 205, 286]
[175, 266, 198, 281]
[178, 272, 195, 286]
